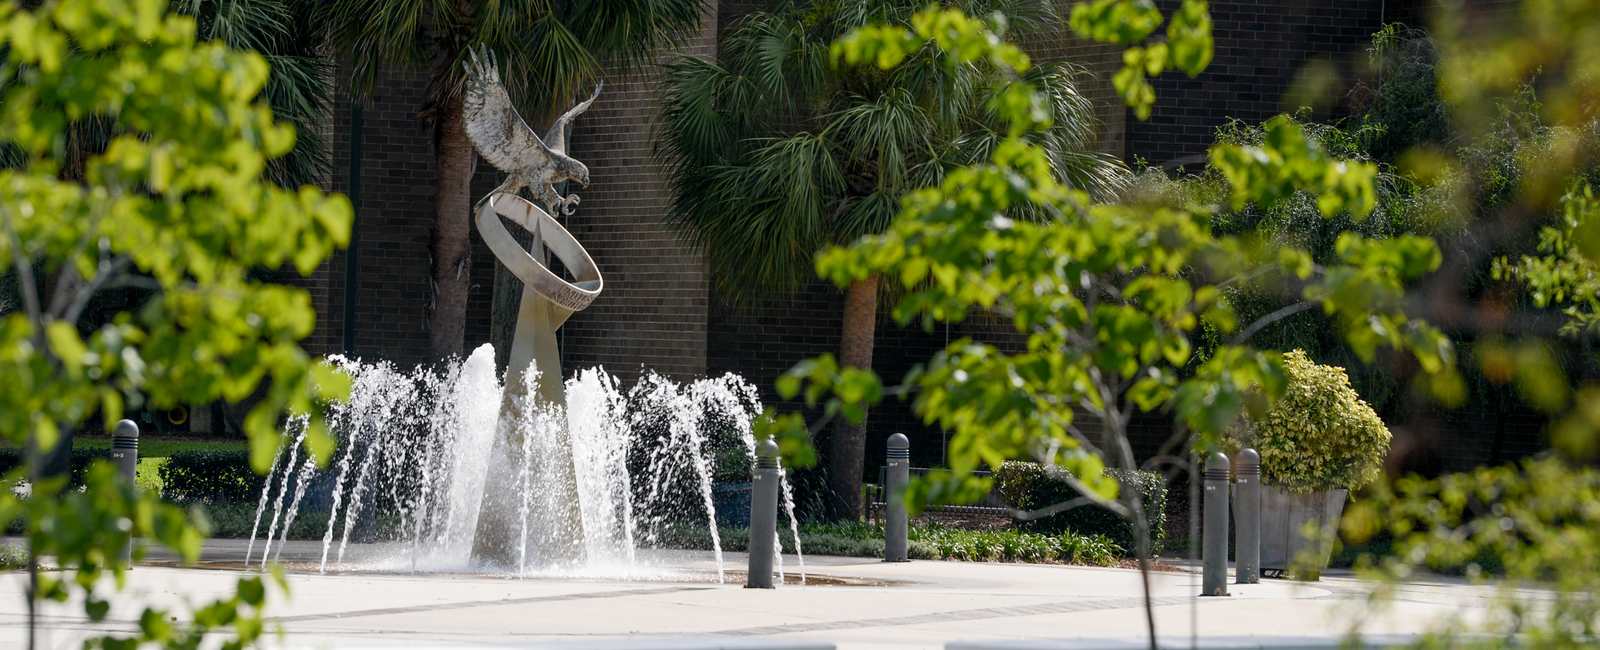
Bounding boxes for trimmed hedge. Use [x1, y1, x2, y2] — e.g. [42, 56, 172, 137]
[995, 461, 1167, 554]
[0, 447, 111, 486]
[159, 451, 266, 502]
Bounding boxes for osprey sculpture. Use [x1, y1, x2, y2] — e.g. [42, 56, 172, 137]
[461, 45, 605, 569]
[463, 46, 601, 215]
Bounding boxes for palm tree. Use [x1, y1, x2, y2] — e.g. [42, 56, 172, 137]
[317, 0, 705, 359]
[183, 0, 333, 189]
[657, 0, 1130, 520]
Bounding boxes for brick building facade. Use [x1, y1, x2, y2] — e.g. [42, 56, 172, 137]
[293, 0, 1541, 477]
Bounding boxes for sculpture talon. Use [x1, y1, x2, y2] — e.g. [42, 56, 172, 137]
[461, 44, 601, 205]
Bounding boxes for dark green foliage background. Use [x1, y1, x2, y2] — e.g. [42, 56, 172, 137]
[994, 461, 1167, 554]
[158, 451, 268, 503]
[0, 447, 110, 487]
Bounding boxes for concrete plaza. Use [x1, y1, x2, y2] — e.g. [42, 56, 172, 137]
[0, 539, 1497, 649]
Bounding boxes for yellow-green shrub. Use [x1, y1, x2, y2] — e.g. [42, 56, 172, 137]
[1239, 350, 1391, 495]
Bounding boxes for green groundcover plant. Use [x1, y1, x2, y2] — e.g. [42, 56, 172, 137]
[660, 520, 1121, 566]
[1229, 350, 1391, 495]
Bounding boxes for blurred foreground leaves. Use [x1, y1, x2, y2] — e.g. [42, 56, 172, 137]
[0, 0, 350, 645]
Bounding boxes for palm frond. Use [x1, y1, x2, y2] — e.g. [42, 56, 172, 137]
[658, 56, 740, 167]
[658, 0, 1126, 300]
[826, 87, 936, 191]
[320, 0, 432, 95]
[170, 0, 332, 187]
[665, 133, 845, 298]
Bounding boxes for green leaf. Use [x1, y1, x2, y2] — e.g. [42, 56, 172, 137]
[237, 577, 264, 607]
[1069, 0, 1163, 44]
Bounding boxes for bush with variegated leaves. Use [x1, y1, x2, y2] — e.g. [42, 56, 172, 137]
[1236, 350, 1391, 495]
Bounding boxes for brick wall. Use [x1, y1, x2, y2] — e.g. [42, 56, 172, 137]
[557, 40, 715, 383]
[306, 69, 442, 366]
[1122, 0, 1386, 168]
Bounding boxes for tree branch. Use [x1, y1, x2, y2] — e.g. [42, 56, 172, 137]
[61, 255, 133, 326]
[1010, 495, 1107, 521]
[1229, 301, 1317, 345]
[1, 203, 43, 339]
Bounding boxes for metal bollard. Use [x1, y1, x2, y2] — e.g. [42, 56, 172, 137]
[1202, 452, 1230, 596]
[1234, 448, 1261, 584]
[884, 434, 910, 562]
[746, 439, 781, 589]
[109, 419, 139, 566]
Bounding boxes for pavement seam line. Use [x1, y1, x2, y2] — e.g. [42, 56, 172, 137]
[273, 585, 713, 623]
[713, 596, 1194, 636]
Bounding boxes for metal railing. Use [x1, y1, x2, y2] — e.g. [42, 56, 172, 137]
[866, 467, 1012, 523]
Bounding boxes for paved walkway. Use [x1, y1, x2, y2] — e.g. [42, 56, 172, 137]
[0, 539, 1496, 649]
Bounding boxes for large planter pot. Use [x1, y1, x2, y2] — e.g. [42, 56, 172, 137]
[1260, 485, 1347, 579]
[712, 482, 753, 527]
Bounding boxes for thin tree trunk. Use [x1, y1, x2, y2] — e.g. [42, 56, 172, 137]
[429, 95, 475, 360]
[830, 275, 878, 521]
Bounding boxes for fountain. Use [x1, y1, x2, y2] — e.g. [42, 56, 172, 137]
[241, 347, 805, 581]
[460, 46, 606, 569]
[240, 48, 806, 582]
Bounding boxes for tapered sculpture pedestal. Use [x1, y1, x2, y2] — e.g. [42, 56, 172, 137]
[470, 193, 603, 569]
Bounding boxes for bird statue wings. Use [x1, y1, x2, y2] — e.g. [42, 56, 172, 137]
[463, 46, 602, 215]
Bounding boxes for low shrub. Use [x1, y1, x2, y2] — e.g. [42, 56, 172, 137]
[193, 501, 405, 540]
[1229, 350, 1391, 495]
[0, 545, 25, 570]
[994, 461, 1167, 554]
[911, 523, 1119, 566]
[655, 521, 1116, 566]
[159, 451, 265, 502]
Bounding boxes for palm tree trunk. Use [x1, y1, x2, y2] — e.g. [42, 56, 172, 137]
[830, 274, 878, 521]
[429, 94, 475, 359]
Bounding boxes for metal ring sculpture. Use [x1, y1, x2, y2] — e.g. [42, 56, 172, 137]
[476, 192, 603, 312]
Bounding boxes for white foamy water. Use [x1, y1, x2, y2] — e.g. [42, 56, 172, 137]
[247, 344, 798, 581]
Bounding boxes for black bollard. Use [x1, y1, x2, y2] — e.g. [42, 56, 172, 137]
[1234, 448, 1261, 584]
[110, 419, 139, 567]
[1202, 452, 1230, 596]
[884, 434, 910, 562]
[746, 439, 780, 588]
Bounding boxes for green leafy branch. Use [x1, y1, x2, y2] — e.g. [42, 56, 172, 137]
[1067, 0, 1212, 119]
[0, 0, 352, 646]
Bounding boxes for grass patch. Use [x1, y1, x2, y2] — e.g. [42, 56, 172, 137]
[70, 437, 247, 458]
[653, 520, 1120, 567]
